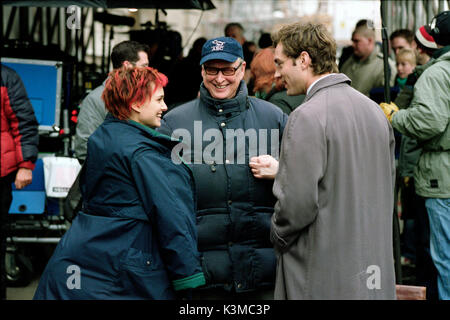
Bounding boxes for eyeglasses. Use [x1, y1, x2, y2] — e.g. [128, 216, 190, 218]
[203, 62, 243, 76]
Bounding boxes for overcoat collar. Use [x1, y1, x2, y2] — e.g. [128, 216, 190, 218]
[303, 73, 352, 103]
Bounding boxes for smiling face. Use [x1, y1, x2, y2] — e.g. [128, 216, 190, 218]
[131, 86, 167, 128]
[274, 43, 307, 96]
[201, 59, 245, 100]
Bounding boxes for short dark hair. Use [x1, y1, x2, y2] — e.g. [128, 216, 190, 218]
[355, 19, 372, 28]
[389, 29, 414, 44]
[110, 41, 150, 69]
[258, 32, 273, 49]
[353, 22, 375, 39]
[225, 23, 244, 35]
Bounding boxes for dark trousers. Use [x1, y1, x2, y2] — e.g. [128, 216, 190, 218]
[400, 178, 438, 300]
[0, 173, 15, 300]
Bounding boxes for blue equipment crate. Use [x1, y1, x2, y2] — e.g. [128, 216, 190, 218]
[9, 158, 46, 215]
[1, 57, 62, 132]
[9, 191, 46, 214]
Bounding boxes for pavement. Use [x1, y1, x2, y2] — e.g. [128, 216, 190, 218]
[6, 276, 40, 300]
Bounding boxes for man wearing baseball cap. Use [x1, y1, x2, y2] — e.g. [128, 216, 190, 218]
[380, 11, 450, 300]
[158, 37, 288, 299]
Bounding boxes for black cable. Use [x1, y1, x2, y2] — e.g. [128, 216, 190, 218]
[181, 10, 204, 55]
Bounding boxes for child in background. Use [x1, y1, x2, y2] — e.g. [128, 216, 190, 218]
[394, 47, 418, 272]
[395, 48, 417, 89]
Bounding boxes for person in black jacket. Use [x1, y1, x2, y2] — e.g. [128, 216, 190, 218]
[158, 36, 288, 299]
[1, 64, 39, 300]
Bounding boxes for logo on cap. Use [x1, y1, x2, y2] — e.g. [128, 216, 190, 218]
[211, 40, 225, 52]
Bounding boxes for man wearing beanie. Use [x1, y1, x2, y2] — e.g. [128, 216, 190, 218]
[381, 11, 450, 300]
[415, 25, 438, 64]
[158, 37, 288, 299]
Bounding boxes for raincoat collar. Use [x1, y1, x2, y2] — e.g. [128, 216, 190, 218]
[104, 114, 181, 148]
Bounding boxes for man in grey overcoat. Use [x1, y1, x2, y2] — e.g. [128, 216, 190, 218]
[251, 22, 396, 299]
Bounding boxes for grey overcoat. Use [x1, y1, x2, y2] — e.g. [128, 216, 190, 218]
[271, 74, 396, 300]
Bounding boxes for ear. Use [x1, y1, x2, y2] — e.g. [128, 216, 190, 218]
[130, 102, 141, 113]
[122, 60, 133, 69]
[236, 61, 247, 81]
[299, 51, 311, 69]
[241, 60, 247, 73]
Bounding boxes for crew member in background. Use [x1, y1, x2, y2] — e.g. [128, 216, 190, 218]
[1, 64, 39, 300]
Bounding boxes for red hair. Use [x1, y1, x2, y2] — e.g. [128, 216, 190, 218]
[102, 66, 168, 120]
[250, 48, 284, 94]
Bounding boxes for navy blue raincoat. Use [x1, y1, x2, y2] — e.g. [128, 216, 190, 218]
[34, 115, 205, 299]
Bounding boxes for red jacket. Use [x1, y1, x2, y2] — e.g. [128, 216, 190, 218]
[1, 64, 38, 178]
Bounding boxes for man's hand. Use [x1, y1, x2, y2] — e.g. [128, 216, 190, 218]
[249, 155, 279, 180]
[379, 102, 399, 122]
[14, 168, 33, 189]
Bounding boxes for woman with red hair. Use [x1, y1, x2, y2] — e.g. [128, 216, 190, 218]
[251, 48, 305, 114]
[34, 67, 205, 300]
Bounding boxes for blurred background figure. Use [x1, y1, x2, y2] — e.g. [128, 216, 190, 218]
[380, 10, 450, 299]
[395, 48, 417, 90]
[258, 33, 273, 50]
[390, 29, 417, 56]
[338, 19, 373, 69]
[74, 40, 150, 164]
[250, 48, 304, 114]
[393, 23, 439, 301]
[225, 22, 255, 87]
[340, 19, 396, 97]
[1, 64, 39, 301]
[165, 37, 207, 109]
[414, 25, 438, 65]
[393, 47, 417, 269]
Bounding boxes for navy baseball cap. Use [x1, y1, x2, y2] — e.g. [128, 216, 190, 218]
[199, 37, 244, 65]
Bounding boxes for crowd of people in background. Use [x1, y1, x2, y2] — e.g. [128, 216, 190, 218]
[2, 9, 449, 301]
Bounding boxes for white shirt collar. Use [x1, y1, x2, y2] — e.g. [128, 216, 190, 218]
[306, 73, 336, 96]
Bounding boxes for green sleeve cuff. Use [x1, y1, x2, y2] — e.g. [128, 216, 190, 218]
[172, 272, 206, 291]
